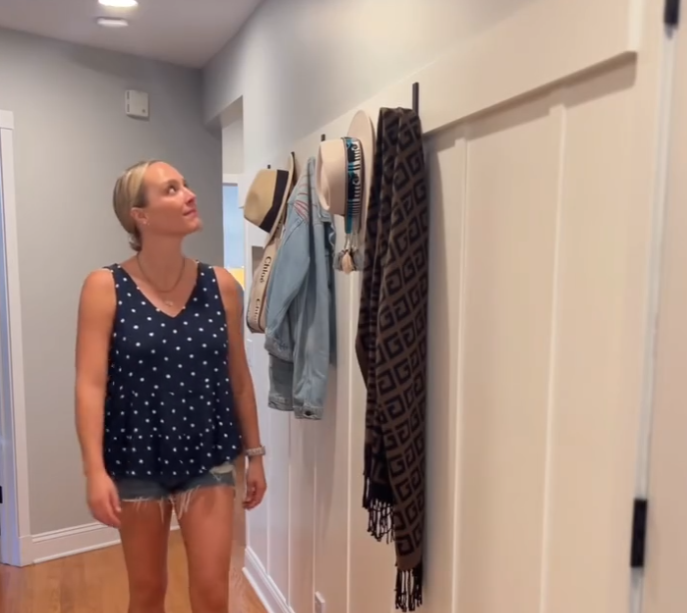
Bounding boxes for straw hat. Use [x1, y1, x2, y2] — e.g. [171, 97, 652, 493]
[244, 152, 295, 242]
[315, 111, 375, 273]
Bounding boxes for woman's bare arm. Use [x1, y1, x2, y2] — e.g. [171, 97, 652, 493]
[215, 267, 262, 449]
[75, 269, 115, 478]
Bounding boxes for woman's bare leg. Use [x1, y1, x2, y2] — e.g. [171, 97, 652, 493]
[176, 485, 235, 613]
[119, 500, 173, 613]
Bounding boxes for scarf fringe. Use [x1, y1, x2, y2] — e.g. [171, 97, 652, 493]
[363, 444, 395, 542]
[363, 488, 395, 543]
[395, 562, 423, 612]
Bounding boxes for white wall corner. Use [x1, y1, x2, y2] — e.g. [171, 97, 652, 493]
[0, 110, 14, 130]
[243, 547, 291, 613]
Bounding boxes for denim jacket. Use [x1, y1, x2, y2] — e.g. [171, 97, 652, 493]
[264, 157, 336, 419]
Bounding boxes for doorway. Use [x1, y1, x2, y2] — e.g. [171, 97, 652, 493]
[0, 110, 30, 567]
[223, 180, 245, 287]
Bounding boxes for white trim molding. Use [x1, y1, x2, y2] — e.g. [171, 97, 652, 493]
[31, 519, 180, 564]
[0, 109, 32, 567]
[243, 546, 291, 613]
[223, 173, 245, 210]
[32, 523, 122, 564]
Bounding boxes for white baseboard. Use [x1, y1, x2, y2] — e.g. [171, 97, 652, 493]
[243, 546, 292, 613]
[31, 518, 180, 564]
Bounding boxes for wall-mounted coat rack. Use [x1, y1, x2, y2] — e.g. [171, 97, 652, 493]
[267, 151, 295, 169]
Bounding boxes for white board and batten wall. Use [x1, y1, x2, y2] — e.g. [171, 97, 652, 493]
[0, 0, 682, 612]
[211, 0, 684, 612]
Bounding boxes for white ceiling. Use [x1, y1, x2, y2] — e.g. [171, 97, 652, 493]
[0, 0, 263, 67]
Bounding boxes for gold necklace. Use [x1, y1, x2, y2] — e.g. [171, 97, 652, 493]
[136, 255, 186, 307]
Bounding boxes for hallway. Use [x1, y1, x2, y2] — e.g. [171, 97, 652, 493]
[0, 531, 266, 612]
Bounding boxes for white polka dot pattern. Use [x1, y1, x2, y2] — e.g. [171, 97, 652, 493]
[103, 263, 242, 479]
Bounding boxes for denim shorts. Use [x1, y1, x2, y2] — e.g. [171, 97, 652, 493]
[115, 462, 236, 508]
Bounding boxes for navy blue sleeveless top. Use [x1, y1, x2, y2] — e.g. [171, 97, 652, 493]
[103, 262, 243, 480]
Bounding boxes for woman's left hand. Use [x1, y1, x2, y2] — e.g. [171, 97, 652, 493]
[244, 458, 267, 509]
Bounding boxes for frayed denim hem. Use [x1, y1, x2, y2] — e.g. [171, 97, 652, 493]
[268, 395, 294, 412]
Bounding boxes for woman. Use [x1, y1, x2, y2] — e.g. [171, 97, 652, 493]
[74, 160, 266, 613]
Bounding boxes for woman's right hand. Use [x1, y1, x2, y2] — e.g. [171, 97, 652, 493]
[87, 471, 121, 528]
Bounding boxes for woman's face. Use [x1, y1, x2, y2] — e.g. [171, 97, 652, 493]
[132, 162, 202, 242]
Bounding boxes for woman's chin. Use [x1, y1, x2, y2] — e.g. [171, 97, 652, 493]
[186, 218, 203, 233]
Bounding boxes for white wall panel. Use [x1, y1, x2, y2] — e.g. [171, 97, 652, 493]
[457, 95, 561, 613]
[218, 1, 667, 612]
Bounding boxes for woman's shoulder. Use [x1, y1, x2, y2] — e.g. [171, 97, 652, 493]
[81, 264, 126, 298]
[78, 268, 117, 317]
[208, 265, 239, 288]
[83, 267, 117, 287]
[207, 265, 243, 302]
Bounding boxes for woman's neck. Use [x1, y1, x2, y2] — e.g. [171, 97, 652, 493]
[136, 239, 186, 285]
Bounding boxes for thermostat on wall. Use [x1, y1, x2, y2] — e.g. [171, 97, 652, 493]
[125, 89, 149, 119]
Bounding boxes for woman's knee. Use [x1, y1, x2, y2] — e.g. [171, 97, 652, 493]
[189, 575, 229, 612]
[129, 574, 167, 608]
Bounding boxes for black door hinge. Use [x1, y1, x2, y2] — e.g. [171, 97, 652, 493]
[0, 486, 3, 505]
[630, 498, 649, 569]
[666, 0, 681, 28]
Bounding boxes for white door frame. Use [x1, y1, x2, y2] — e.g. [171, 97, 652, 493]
[223, 173, 242, 206]
[0, 110, 32, 566]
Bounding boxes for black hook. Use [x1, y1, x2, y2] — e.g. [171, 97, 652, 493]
[412, 82, 420, 114]
[267, 164, 271, 169]
[321, 134, 326, 141]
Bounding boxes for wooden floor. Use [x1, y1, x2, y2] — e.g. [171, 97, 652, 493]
[0, 530, 266, 613]
[0, 467, 265, 613]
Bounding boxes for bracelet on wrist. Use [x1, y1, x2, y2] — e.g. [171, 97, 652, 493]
[245, 445, 266, 458]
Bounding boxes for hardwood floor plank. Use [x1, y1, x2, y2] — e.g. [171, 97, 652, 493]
[0, 532, 266, 613]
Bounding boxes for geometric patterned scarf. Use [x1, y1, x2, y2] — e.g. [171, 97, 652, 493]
[355, 106, 429, 612]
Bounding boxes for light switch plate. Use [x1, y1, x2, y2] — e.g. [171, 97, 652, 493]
[125, 89, 149, 119]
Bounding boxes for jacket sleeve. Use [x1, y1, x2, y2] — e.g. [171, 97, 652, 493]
[264, 209, 309, 363]
[291, 192, 336, 418]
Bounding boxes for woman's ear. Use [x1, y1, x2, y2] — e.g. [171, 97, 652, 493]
[130, 206, 148, 228]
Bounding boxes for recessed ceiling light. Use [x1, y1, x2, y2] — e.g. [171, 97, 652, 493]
[96, 16, 129, 27]
[98, 0, 138, 7]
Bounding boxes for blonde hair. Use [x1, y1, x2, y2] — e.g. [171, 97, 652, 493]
[112, 160, 161, 251]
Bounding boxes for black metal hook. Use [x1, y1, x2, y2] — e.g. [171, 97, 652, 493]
[267, 164, 271, 169]
[321, 134, 326, 141]
[412, 82, 420, 115]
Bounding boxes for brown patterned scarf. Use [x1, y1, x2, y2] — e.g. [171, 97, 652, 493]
[355, 107, 429, 611]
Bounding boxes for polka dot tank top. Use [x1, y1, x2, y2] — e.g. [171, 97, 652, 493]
[103, 262, 243, 480]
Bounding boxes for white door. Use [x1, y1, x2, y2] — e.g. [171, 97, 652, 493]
[0, 110, 29, 567]
[641, 11, 687, 613]
[0, 117, 5, 562]
[0, 113, 13, 565]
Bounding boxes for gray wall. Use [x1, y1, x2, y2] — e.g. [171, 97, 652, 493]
[203, 0, 530, 166]
[0, 27, 223, 534]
